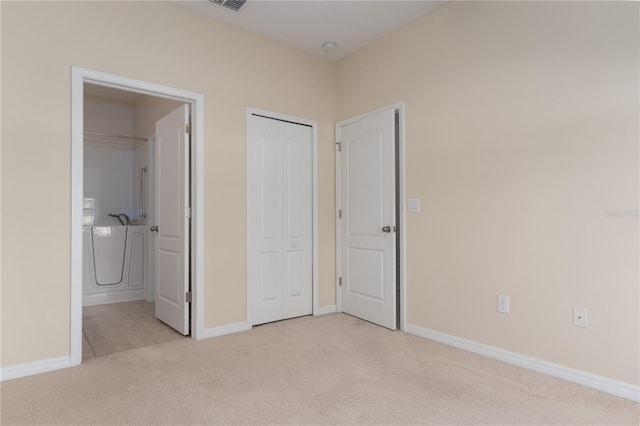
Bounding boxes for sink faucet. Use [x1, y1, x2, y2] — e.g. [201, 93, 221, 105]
[108, 213, 131, 226]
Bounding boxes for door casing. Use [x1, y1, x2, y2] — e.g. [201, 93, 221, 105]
[245, 107, 319, 327]
[71, 67, 205, 366]
[335, 102, 407, 331]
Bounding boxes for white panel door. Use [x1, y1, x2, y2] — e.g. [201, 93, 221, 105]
[154, 104, 190, 335]
[250, 116, 284, 324]
[282, 122, 313, 319]
[249, 115, 312, 325]
[338, 108, 396, 330]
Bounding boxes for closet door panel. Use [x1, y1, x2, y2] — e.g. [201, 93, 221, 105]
[249, 114, 312, 325]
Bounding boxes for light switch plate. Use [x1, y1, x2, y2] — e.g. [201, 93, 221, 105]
[408, 198, 421, 213]
[497, 294, 510, 314]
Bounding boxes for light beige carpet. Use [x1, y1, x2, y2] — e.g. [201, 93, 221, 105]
[1, 314, 638, 425]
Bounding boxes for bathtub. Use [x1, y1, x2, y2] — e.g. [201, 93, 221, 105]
[83, 225, 146, 306]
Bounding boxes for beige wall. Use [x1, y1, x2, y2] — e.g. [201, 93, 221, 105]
[336, 1, 639, 385]
[1, 1, 336, 366]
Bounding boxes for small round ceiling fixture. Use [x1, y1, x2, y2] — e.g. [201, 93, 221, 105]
[322, 42, 338, 52]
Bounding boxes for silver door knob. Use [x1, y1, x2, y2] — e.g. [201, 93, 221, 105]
[150, 225, 159, 232]
[382, 226, 391, 233]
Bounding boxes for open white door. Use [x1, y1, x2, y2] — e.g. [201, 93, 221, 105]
[153, 104, 190, 335]
[338, 108, 396, 330]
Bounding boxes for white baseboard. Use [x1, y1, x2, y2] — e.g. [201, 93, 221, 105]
[201, 321, 250, 339]
[315, 305, 337, 316]
[83, 289, 145, 306]
[405, 323, 639, 402]
[0, 356, 71, 382]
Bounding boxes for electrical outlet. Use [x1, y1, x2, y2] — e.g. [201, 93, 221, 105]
[497, 294, 509, 314]
[573, 307, 588, 328]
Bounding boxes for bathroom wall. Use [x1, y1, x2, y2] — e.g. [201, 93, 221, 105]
[84, 92, 178, 303]
[84, 94, 133, 135]
[83, 95, 137, 226]
[134, 95, 184, 140]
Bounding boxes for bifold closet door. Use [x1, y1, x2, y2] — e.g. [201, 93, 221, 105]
[249, 115, 312, 326]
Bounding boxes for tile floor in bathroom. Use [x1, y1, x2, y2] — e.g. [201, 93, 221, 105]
[82, 300, 186, 358]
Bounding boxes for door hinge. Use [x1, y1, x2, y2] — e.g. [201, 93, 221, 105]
[336, 141, 342, 152]
[338, 209, 342, 219]
[186, 122, 192, 134]
[185, 291, 192, 303]
[339, 277, 342, 287]
[186, 207, 191, 218]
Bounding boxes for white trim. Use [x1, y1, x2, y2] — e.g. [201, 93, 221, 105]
[397, 103, 407, 332]
[405, 323, 640, 402]
[201, 322, 251, 339]
[71, 68, 84, 367]
[312, 122, 319, 321]
[245, 107, 319, 327]
[315, 305, 337, 316]
[335, 118, 342, 314]
[71, 67, 206, 369]
[335, 102, 407, 331]
[0, 356, 71, 382]
[191, 84, 206, 341]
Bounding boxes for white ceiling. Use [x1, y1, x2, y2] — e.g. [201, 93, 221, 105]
[177, 0, 446, 60]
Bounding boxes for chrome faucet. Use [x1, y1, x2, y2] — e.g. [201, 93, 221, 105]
[119, 213, 131, 225]
[108, 213, 131, 226]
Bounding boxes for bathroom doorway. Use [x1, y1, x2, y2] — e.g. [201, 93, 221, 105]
[71, 67, 206, 365]
[81, 84, 185, 358]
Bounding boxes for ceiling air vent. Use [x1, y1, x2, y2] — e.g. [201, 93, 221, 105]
[209, 0, 246, 12]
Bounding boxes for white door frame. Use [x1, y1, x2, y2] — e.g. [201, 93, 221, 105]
[335, 102, 407, 331]
[70, 67, 206, 366]
[245, 107, 319, 326]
